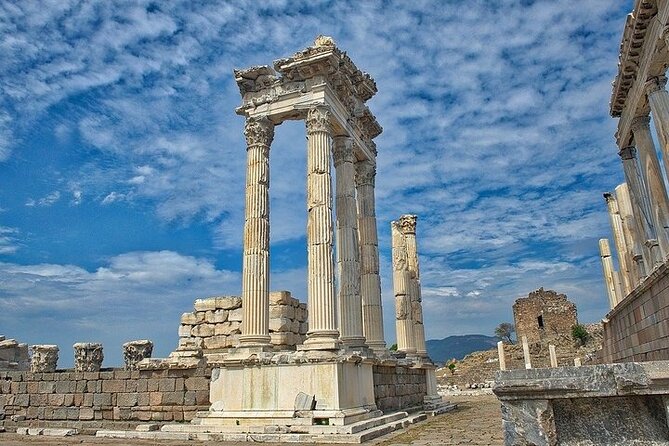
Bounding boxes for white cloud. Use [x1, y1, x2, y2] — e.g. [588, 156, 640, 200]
[25, 191, 61, 207]
[0, 226, 19, 254]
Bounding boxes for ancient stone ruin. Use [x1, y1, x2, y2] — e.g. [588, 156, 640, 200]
[0, 336, 29, 371]
[512, 288, 578, 344]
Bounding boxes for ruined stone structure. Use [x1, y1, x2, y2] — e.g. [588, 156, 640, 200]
[122, 340, 153, 371]
[0, 336, 29, 371]
[596, 0, 669, 363]
[30, 345, 59, 373]
[73, 343, 104, 373]
[512, 288, 578, 344]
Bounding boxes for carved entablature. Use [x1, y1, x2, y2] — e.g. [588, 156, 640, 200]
[610, 1, 658, 118]
[234, 65, 279, 96]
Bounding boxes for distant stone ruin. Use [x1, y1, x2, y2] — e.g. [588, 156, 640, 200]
[0, 336, 29, 371]
[512, 288, 578, 344]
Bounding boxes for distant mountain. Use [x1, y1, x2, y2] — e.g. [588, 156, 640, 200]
[426, 334, 499, 364]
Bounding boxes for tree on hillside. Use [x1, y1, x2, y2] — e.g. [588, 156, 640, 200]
[494, 322, 515, 344]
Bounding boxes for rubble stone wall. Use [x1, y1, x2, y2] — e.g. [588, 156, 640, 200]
[372, 365, 427, 412]
[0, 336, 29, 371]
[601, 260, 669, 362]
[0, 367, 211, 426]
[513, 288, 578, 344]
[176, 292, 307, 357]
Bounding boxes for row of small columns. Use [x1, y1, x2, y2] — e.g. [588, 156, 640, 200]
[238, 105, 386, 353]
[391, 215, 428, 357]
[600, 76, 669, 308]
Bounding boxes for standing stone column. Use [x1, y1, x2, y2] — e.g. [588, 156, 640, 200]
[615, 183, 645, 284]
[355, 160, 387, 353]
[645, 75, 669, 175]
[391, 220, 416, 354]
[603, 193, 632, 296]
[239, 116, 274, 347]
[333, 136, 366, 348]
[619, 146, 660, 269]
[302, 105, 340, 350]
[630, 115, 669, 258]
[397, 215, 428, 357]
[599, 239, 621, 309]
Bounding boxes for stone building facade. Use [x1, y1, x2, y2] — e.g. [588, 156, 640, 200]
[512, 288, 578, 344]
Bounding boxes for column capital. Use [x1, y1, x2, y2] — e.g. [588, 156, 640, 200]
[306, 105, 332, 134]
[244, 116, 274, 148]
[355, 160, 376, 187]
[645, 76, 668, 96]
[618, 146, 637, 161]
[332, 136, 355, 167]
[397, 214, 417, 235]
[630, 115, 651, 133]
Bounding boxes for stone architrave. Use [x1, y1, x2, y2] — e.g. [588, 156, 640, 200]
[604, 193, 633, 296]
[645, 76, 669, 176]
[397, 214, 427, 357]
[30, 345, 59, 373]
[391, 219, 415, 354]
[73, 343, 103, 372]
[301, 105, 340, 350]
[355, 160, 386, 354]
[619, 146, 660, 269]
[333, 136, 366, 348]
[630, 115, 669, 258]
[239, 116, 274, 348]
[122, 340, 153, 370]
[599, 238, 621, 308]
[615, 183, 645, 283]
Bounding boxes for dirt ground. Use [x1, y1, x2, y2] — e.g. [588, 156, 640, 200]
[0, 395, 504, 446]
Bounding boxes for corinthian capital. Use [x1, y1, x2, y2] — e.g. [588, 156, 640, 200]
[630, 115, 651, 134]
[244, 116, 274, 148]
[397, 214, 417, 235]
[332, 136, 354, 167]
[618, 146, 637, 161]
[306, 105, 332, 134]
[645, 76, 668, 96]
[355, 160, 376, 187]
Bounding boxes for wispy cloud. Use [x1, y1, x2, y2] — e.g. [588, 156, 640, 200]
[25, 191, 61, 207]
[0, 227, 19, 254]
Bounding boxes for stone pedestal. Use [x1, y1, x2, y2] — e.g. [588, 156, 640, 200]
[73, 342, 103, 372]
[123, 340, 153, 370]
[30, 345, 59, 373]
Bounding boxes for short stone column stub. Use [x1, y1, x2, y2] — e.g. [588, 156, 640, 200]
[548, 344, 557, 368]
[521, 336, 532, 370]
[333, 136, 366, 349]
[574, 357, 582, 367]
[73, 342, 103, 372]
[30, 344, 59, 373]
[301, 105, 340, 350]
[355, 160, 386, 354]
[497, 341, 506, 371]
[122, 339, 153, 370]
[239, 116, 274, 348]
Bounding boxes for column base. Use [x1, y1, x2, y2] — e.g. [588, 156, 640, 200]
[299, 330, 341, 351]
[238, 335, 271, 348]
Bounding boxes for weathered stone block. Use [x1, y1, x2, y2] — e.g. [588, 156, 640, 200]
[194, 298, 217, 312]
[178, 325, 193, 337]
[270, 305, 295, 319]
[102, 380, 126, 393]
[206, 309, 228, 324]
[270, 332, 295, 346]
[191, 324, 214, 337]
[30, 345, 59, 373]
[269, 317, 292, 332]
[79, 407, 94, 420]
[203, 335, 229, 349]
[93, 393, 112, 406]
[180, 312, 204, 325]
[215, 296, 242, 310]
[123, 340, 153, 370]
[214, 322, 241, 336]
[228, 308, 243, 322]
[117, 393, 138, 407]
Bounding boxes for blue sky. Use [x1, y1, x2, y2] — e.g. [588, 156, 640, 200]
[0, 0, 633, 366]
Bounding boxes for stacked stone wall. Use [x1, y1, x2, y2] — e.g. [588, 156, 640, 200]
[372, 365, 426, 412]
[176, 292, 307, 355]
[601, 260, 669, 362]
[513, 288, 578, 344]
[0, 366, 210, 427]
[0, 336, 29, 371]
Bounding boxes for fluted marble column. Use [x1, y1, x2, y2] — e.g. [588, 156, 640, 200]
[615, 183, 645, 284]
[302, 106, 340, 350]
[391, 219, 416, 354]
[397, 215, 427, 357]
[355, 160, 387, 353]
[619, 146, 660, 269]
[630, 115, 669, 258]
[599, 238, 620, 309]
[333, 136, 366, 348]
[645, 76, 669, 176]
[603, 193, 632, 296]
[240, 116, 274, 347]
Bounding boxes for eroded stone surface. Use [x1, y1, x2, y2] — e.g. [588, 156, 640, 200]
[30, 344, 59, 373]
[73, 343, 103, 372]
[122, 340, 153, 370]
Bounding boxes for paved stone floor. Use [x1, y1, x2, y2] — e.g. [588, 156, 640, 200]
[0, 395, 504, 446]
